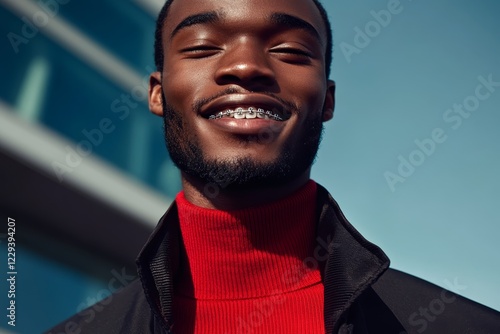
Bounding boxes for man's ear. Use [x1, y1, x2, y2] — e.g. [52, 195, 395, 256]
[149, 71, 163, 117]
[322, 80, 335, 122]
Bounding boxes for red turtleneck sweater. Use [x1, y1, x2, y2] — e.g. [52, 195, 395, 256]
[173, 181, 324, 333]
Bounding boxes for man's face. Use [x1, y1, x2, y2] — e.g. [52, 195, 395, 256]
[150, 0, 334, 189]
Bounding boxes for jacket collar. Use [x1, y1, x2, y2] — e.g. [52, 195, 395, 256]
[314, 184, 390, 333]
[136, 183, 390, 333]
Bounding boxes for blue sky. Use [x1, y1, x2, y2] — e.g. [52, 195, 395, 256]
[313, 0, 500, 310]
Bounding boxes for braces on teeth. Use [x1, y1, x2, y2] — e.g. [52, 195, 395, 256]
[208, 107, 283, 121]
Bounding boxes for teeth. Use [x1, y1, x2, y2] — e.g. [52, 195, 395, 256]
[234, 107, 245, 119]
[245, 107, 256, 119]
[208, 107, 284, 121]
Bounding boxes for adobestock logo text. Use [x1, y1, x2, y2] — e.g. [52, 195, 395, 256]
[7, 0, 71, 54]
[384, 74, 499, 192]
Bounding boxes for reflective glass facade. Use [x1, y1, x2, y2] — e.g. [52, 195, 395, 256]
[0, 1, 180, 332]
[0, 0, 181, 199]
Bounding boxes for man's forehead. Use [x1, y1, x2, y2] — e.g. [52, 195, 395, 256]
[164, 0, 327, 40]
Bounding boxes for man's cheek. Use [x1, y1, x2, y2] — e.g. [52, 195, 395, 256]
[288, 82, 326, 112]
[163, 72, 193, 103]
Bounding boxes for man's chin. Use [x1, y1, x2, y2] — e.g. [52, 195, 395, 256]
[181, 155, 297, 190]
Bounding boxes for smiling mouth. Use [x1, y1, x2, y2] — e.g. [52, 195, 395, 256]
[205, 107, 290, 121]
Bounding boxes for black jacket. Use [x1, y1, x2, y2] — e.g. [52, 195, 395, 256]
[47, 184, 500, 333]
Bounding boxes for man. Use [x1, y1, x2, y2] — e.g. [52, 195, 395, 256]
[48, 0, 500, 333]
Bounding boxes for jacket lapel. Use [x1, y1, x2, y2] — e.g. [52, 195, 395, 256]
[137, 203, 181, 333]
[315, 184, 391, 333]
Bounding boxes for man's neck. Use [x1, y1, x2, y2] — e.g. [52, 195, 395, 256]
[180, 170, 311, 211]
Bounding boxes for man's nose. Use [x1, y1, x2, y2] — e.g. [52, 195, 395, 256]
[214, 39, 276, 90]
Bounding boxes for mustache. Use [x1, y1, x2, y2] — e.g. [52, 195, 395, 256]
[191, 88, 299, 114]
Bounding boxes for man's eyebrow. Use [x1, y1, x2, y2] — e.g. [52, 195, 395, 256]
[270, 13, 323, 45]
[170, 11, 220, 39]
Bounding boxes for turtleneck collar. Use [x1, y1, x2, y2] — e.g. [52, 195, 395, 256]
[174, 180, 321, 300]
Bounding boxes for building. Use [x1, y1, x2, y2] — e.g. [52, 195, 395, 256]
[0, 1, 179, 332]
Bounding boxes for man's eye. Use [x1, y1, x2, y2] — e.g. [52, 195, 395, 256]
[271, 48, 311, 57]
[180, 45, 221, 58]
[270, 47, 313, 64]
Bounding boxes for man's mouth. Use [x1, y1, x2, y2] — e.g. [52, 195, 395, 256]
[206, 107, 287, 121]
[199, 94, 293, 123]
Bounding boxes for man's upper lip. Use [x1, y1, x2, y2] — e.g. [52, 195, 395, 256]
[200, 94, 288, 119]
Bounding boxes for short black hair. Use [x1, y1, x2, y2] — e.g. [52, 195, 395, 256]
[154, 0, 333, 79]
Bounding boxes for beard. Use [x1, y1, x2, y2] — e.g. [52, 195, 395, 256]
[162, 93, 324, 192]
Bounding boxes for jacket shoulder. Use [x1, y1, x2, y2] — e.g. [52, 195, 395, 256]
[372, 268, 500, 334]
[45, 279, 160, 334]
